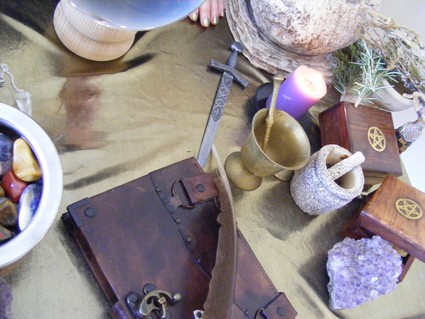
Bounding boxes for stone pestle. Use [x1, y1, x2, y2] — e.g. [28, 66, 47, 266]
[326, 151, 365, 181]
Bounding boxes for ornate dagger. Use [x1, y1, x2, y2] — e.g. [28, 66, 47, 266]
[197, 42, 249, 167]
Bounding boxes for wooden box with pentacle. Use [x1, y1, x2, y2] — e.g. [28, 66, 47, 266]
[338, 175, 425, 282]
[319, 101, 402, 186]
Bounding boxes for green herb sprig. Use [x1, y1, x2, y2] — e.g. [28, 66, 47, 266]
[331, 39, 401, 107]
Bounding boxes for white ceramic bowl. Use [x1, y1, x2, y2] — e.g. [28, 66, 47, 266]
[0, 103, 63, 268]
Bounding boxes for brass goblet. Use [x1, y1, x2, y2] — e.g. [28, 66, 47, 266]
[224, 108, 311, 191]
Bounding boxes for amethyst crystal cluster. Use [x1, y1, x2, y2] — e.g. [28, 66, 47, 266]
[0, 277, 12, 319]
[327, 236, 402, 310]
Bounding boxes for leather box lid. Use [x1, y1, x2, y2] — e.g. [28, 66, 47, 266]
[319, 102, 402, 177]
[64, 158, 219, 318]
[359, 175, 425, 262]
[63, 157, 297, 319]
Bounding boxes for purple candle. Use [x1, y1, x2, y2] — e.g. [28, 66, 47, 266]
[266, 66, 327, 119]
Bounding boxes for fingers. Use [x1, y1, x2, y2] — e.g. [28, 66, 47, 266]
[209, 0, 220, 26]
[189, 9, 199, 23]
[218, 0, 225, 18]
[198, 0, 212, 27]
[189, 0, 225, 28]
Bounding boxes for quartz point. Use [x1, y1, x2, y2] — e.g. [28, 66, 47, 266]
[327, 236, 402, 310]
[15, 90, 32, 116]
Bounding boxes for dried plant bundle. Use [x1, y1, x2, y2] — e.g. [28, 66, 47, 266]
[330, 8, 425, 109]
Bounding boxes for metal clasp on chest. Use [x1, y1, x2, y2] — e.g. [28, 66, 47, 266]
[126, 284, 182, 319]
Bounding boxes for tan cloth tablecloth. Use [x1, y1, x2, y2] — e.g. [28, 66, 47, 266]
[1, 2, 424, 318]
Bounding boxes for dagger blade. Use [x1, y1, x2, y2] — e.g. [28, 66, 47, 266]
[197, 72, 234, 167]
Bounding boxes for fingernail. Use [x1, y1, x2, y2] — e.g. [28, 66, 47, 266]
[190, 12, 198, 21]
[202, 17, 210, 27]
[220, 10, 225, 17]
[212, 16, 219, 25]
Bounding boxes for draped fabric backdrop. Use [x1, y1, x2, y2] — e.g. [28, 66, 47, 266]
[0, 1, 424, 318]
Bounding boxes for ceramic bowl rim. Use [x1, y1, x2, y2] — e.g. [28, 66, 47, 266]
[0, 103, 63, 268]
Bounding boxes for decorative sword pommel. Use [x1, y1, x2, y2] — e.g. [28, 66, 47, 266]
[227, 42, 244, 67]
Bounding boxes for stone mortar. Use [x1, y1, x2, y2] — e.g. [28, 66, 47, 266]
[290, 144, 364, 215]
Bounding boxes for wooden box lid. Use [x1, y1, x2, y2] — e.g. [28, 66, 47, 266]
[319, 102, 402, 177]
[358, 175, 425, 262]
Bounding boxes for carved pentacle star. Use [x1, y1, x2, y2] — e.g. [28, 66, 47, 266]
[395, 198, 423, 220]
[367, 126, 386, 152]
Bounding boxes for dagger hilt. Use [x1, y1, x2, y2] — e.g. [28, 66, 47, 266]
[209, 42, 249, 88]
[227, 42, 244, 68]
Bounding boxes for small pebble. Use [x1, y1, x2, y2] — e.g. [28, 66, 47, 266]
[0, 225, 13, 244]
[0, 198, 18, 227]
[13, 138, 41, 182]
[0, 133, 13, 176]
[1, 170, 28, 203]
[18, 183, 42, 231]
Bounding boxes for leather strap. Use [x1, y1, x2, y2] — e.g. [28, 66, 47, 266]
[166, 174, 218, 211]
[255, 293, 295, 318]
[181, 174, 218, 205]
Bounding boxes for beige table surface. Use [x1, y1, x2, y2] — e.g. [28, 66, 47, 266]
[1, 1, 425, 318]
